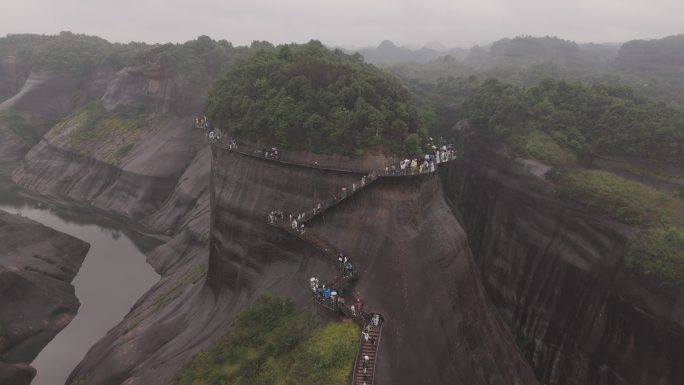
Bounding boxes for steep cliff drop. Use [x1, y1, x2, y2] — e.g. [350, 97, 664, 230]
[1, 60, 227, 385]
[0, 210, 90, 384]
[459, 138, 684, 385]
[10, 65, 205, 224]
[208, 145, 539, 385]
[0, 68, 113, 171]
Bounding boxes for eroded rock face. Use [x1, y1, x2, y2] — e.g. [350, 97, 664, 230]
[1, 63, 217, 385]
[65, 232, 214, 385]
[9, 66, 206, 227]
[60, 149, 213, 385]
[63, 148, 371, 385]
[459, 138, 684, 385]
[0, 209, 90, 365]
[208, 148, 538, 385]
[12, 138, 192, 222]
[0, 123, 31, 172]
[0, 55, 31, 104]
[0, 68, 115, 174]
[0, 362, 36, 385]
[0, 71, 82, 120]
[102, 65, 205, 116]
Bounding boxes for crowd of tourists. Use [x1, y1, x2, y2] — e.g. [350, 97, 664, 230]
[265, 168, 379, 232]
[384, 143, 456, 175]
[196, 115, 223, 144]
[196, 117, 456, 176]
[267, 210, 308, 234]
[257, 147, 279, 159]
[309, 276, 372, 318]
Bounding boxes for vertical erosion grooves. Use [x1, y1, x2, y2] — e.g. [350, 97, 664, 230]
[208, 145, 365, 295]
[12, 140, 179, 220]
[307, 172, 538, 385]
[458, 139, 684, 385]
[208, 143, 538, 385]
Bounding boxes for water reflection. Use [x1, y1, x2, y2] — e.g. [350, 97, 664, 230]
[0, 176, 163, 252]
[0, 177, 161, 385]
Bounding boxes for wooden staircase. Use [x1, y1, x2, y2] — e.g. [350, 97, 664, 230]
[352, 327, 382, 385]
[207, 126, 460, 385]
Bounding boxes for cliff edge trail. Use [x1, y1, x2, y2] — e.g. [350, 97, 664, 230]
[209, 141, 539, 385]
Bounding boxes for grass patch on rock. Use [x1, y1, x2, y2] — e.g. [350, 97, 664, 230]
[172, 294, 359, 385]
[514, 130, 576, 166]
[552, 169, 684, 227]
[627, 227, 684, 290]
[50, 102, 149, 164]
[551, 168, 684, 291]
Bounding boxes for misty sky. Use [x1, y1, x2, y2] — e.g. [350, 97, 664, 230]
[0, 0, 682, 48]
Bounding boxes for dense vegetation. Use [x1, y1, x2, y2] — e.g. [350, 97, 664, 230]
[0, 32, 259, 83]
[173, 294, 359, 385]
[107, 35, 262, 84]
[206, 41, 432, 155]
[0, 32, 110, 74]
[628, 228, 684, 290]
[464, 78, 684, 167]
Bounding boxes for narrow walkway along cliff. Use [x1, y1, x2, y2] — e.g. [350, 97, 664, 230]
[208, 138, 539, 385]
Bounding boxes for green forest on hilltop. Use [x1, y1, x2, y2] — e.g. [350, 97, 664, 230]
[206, 41, 435, 156]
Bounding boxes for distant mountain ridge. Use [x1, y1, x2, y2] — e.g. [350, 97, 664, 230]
[351, 40, 469, 66]
[462, 36, 620, 74]
[617, 34, 684, 72]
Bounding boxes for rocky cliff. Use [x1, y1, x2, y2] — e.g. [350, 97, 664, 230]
[9, 64, 206, 228]
[458, 138, 684, 385]
[0, 41, 230, 385]
[61, 148, 347, 385]
[0, 209, 90, 383]
[4, 34, 682, 385]
[0, 55, 31, 104]
[207, 147, 538, 385]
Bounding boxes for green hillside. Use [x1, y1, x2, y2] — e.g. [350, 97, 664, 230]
[464, 78, 684, 167]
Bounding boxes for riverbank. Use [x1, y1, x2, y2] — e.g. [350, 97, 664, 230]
[0, 179, 161, 385]
[0, 209, 89, 384]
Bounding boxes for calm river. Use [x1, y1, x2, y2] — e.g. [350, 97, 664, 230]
[0, 179, 160, 385]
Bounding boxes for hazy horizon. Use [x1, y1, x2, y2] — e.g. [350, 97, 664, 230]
[0, 0, 682, 49]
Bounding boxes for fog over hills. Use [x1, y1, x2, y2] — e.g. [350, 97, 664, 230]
[0, 25, 683, 385]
